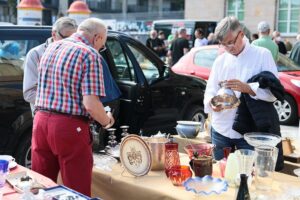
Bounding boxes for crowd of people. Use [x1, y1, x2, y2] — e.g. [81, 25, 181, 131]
[146, 21, 300, 67]
[20, 15, 300, 197]
[145, 26, 219, 66]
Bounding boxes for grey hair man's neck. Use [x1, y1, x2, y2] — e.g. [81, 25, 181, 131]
[214, 16, 242, 42]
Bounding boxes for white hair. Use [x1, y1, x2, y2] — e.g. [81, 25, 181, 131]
[78, 18, 107, 37]
[52, 17, 77, 32]
[214, 16, 241, 42]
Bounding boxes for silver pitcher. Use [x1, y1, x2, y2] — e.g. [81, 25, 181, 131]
[211, 81, 240, 110]
[143, 137, 169, 171]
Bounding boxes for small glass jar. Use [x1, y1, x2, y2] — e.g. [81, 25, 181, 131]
[168, 165, 192, 186]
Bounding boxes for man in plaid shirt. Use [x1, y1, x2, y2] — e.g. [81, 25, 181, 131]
[32, 18, 114, 196]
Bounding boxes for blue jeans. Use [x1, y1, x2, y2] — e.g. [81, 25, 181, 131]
[211, 127, 253, 160]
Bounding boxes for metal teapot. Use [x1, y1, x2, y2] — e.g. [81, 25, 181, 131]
[211, 81, 240, 110]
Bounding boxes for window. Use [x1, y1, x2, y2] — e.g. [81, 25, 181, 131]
[0, 39, 40, 81]
[226, 0, 244, 22]
[277, 0, 300, 34]
[127, 43, 159, 84]
[194, 49, 219, 69]
[106, 39, 135, 82]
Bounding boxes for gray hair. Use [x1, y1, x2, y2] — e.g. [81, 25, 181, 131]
[214, 16, 242, 42]
[178, 27, 186, 35]
[78, 18, 107, 37]
[52, 17, 77, 33]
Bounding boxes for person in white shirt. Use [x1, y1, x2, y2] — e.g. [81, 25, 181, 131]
[194, 28, 208, 47]
[23, 17, 77, 114]
[204, 17, 280, 161]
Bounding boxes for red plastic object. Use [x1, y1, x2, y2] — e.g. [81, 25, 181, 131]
[68, 0, 91, 14]
[168, 165, 192, 186]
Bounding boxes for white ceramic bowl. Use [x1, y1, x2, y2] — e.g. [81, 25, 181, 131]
[176, 121, 201, 138]
[294, 168, 300, 177]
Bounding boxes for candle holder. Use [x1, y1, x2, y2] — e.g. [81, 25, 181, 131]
[120, 125, 129, 139]
[107, 128, 118, 148]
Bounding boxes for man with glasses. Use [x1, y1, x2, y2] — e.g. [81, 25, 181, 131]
[32, 18, 115, 196]
[204, 17, 284, 171]
[23, 17, 78, 113]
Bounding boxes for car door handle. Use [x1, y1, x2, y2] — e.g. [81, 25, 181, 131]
[190, 71, 195, 75]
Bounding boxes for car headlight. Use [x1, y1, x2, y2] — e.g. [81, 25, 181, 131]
[291, 79, 300, 87]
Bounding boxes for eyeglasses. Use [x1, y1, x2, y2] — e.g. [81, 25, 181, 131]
[219, 31, 241, 48]
[99, 46, 106, 53]
[57, 31, 68, 39]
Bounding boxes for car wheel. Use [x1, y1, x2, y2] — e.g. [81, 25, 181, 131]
[15, 132, 32, 168]
[273, 95, 298, 125]
[184, 105, 206, 132]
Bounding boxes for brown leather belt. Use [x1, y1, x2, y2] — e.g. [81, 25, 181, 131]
[35, 108, 89, 122]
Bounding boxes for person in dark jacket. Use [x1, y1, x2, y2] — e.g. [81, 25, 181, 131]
[272, 31, 287, 55]
[232, 71, 285, 171]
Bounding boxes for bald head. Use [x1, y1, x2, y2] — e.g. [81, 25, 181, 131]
[150, 30, 157, 39]
[78, 18, 108, 51]
[78, 18, 107, 37]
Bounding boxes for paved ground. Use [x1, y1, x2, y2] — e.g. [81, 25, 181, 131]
[281, 123, 299, 139]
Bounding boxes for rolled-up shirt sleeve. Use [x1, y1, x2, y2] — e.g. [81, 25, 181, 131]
[204, 58, 221, 114]
[82, 53, 106, 97]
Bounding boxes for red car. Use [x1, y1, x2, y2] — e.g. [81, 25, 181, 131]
[172, 45, 300, 125]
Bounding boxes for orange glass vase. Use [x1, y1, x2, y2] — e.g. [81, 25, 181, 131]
[169, 165, 192, 186]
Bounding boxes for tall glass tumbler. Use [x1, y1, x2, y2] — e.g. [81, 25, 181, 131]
[254, 146, 278, 191]
[165, 140, 180, 177]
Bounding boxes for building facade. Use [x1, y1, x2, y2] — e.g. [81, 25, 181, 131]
[185, 0, 300, 41]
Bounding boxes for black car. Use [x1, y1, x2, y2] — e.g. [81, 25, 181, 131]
[0, 26, 207, 168]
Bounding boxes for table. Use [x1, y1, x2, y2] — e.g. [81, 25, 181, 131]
[2, 165, 57, 200]
[175, 133, 300, 176]
[91, 154, 300, 200]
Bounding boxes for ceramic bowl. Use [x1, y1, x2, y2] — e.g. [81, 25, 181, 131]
[294, 168, 300, 177]
[176, 121, 202, 138]
[183, 176, 228, 195]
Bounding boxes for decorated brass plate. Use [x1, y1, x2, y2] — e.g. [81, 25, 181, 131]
[120, 134, 152, 176]
[211, 95, 240, 110]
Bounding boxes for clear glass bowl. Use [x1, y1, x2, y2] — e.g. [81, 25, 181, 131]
[183, 175, 228, 195]
[93, 154, 118, 171]
[244, 132, 281, 147]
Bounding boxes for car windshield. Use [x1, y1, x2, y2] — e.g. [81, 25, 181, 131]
[277, 53, 300, 72]
[0, 39, 40, 80]
[193, 48, 218, 69]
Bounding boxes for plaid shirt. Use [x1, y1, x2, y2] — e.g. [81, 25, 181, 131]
[35, 33, 105, 116]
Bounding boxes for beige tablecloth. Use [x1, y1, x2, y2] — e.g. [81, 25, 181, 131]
[91, 154, 300, 200]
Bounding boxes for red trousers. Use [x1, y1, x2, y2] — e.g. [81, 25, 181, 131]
[32, 111, 93, 196]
